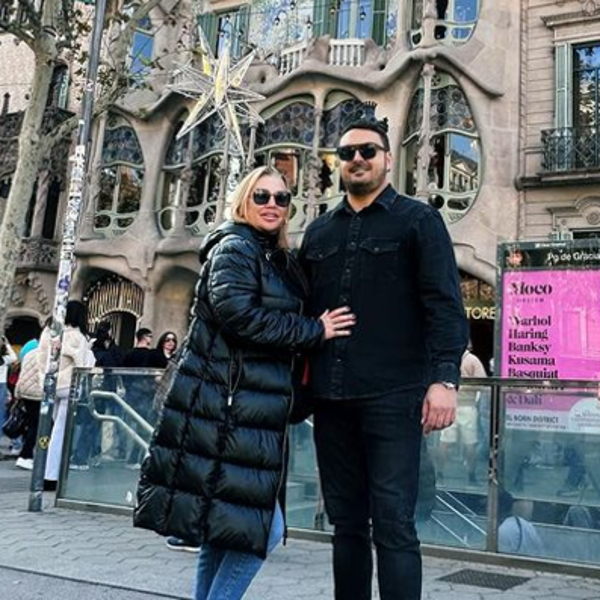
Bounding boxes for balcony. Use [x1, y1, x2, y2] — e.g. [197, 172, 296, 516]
[278, 38, 367, 76]
[541, 127, 600, 173]
[18, 237, 59, 270]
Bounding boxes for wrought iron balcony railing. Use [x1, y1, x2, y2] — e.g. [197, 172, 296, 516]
[541, 126, 600, 173]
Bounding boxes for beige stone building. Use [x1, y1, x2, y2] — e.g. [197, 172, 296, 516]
[9, 0, 594, 365]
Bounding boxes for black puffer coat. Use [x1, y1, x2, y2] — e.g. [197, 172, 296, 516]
[134, 222, 324, 557]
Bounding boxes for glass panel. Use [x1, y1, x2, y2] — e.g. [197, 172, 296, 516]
[61, 369, 163, 507]
[162, 170, 182, 210]
[453, 0, 478, 23]
[418, 383, 490, 549]
[449, 134, 479, 193]
[498, 382, 600, 563]
[271, 149, 301, 195]
[130, 31, 153, 78]
[116, 167, 143, 214]
[98, 167, 116, 211]
[286, 421, 323, 529]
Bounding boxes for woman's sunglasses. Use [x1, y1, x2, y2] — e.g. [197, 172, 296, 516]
[165, 337, 177, 343]
[253, 189, 292, 208]
[336, 143, 387, 162]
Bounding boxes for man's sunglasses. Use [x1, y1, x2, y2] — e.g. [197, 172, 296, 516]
[336, 143, 387, 162]
[252, 189, 292, 208]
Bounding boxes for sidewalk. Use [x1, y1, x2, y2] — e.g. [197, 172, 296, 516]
[1, 456, 600, 599]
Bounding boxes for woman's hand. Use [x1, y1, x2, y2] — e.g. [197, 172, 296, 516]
[320, 307, 356, 340]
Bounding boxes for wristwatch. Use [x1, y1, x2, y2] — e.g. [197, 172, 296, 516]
[439, 381, 457, 390]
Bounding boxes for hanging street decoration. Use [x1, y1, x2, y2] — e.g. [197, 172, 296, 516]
[170, 26, 265, 157]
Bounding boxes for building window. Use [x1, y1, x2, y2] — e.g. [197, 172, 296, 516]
[129, 13, 154, 83]
[410, 0, 478, 47]
[96, 116, 144, 234]
[47, 65, 69, 109]
[542, 41, 600, 172]
[42, 177, 61, 239]
[159, 115, 226, 235]
[313, 0, 389, 45]
[403, 71, 481, 223]
[199, 6, 250, 59]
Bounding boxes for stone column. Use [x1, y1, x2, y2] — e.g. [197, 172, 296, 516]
[415, 62, 435, 201]
[305, 103, 324, 227]
[420, 0, 437, 48]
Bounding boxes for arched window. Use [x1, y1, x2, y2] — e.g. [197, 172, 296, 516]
[402, 71, 481, 223]
[410, 0, 479, 47]
[96, 115, 144, 234]
[159, 114, 226, 235]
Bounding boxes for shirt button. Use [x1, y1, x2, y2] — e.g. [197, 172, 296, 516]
[336, 358, 343, 363]
[348, 242, 357, 251]
[340, 296, 348, 303]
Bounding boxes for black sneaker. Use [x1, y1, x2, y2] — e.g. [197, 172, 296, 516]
[165, 537, 200, 553]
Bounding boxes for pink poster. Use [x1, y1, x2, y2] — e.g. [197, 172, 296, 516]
[501, 269, 600, 380]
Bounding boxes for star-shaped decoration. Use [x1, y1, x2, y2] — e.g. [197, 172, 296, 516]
[170, 27, 265, 157]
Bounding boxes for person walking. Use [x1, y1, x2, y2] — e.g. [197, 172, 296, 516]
[0, 336, 18, 425]
[134, 165, 355, 600]
[41, 301, 95, 490]
[299, 113, 468, 600]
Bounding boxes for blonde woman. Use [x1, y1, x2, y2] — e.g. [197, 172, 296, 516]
[135, 166, 355, 599]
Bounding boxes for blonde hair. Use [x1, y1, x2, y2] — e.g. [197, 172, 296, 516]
[230, 166, 290, 248]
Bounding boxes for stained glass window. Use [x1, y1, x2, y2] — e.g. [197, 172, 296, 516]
[96, 116, 144, 233]
[403, 71, 481, 224]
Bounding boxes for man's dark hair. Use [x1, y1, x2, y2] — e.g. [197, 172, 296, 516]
[341, 114, 390, 151]
[135, 327, 152, 342]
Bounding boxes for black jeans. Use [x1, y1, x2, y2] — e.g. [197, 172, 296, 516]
[314, 388, 425, 600]
[19, 399, 41, 460]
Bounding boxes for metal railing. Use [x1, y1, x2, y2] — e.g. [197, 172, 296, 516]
[541, 126, 600, 172]
[54, 371, 600, 574]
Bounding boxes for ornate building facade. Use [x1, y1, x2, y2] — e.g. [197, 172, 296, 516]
[5, 1, 598, 363]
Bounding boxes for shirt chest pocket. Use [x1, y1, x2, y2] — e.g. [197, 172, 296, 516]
[305, 245, 341, 287]
[359, 238, 400, 282]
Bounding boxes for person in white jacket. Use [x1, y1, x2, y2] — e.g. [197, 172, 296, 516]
[39, 301, 95, 490]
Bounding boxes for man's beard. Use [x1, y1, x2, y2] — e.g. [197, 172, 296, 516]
[343, 170, 385, 196]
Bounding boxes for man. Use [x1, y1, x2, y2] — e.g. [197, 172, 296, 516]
[299, 114, 468, 600]
[123, 328, 163, 467]
[123, 328, 158, 368]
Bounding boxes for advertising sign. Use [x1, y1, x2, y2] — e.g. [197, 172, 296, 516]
[497, 240, 600, 434]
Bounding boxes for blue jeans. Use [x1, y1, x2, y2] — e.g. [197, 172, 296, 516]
[314, 388, 425, 600]
[194, 504, 284, 600]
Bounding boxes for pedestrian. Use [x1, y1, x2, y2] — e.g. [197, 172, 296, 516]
[134, 165, 355, 600]
[153, 331, 178, 368]
[0, 336, 19, 456]
[70, 320, 125, 469]
[298, 113, 468, 600]
[0, 336, 18, 427]
[123, 328, 164, 468]
[41, 301, 95, 491]
[14, 345, 44, 470]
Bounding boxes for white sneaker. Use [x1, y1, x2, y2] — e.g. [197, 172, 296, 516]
[15, 457, 33, 470]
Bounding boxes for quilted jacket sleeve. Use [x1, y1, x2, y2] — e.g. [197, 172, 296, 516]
[207, 237, 324, 350]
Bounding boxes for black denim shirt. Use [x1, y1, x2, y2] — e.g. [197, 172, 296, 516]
[298, 184, 469, 400]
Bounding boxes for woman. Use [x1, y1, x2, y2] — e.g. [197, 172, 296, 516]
[0, 336, 18, 428]
[41, 301, 95, 490]
[153, 331, 178, 368]
[134, 166, 355, 600]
